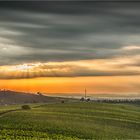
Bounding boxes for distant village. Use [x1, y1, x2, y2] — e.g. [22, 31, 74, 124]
[0, 88, 140, 105]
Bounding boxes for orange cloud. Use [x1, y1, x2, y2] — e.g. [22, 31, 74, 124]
[0, 56, 140, 79]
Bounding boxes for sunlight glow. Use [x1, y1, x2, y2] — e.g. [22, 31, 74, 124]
[10, 63, 41, 71]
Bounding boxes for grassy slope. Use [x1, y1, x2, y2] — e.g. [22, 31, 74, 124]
[0, 102, 139, 140]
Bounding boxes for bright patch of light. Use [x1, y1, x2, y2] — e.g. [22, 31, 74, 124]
[122, 46, 140, 51]
[10, 63, 41, 71]
[14, 64, 33, 70]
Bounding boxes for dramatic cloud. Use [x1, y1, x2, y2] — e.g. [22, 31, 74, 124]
[0, 1, 140, 78]
[0, 56, 140, 79]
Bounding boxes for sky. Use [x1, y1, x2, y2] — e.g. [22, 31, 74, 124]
[0, 1, 140, 96]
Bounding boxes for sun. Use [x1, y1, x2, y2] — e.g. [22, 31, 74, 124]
[15, 64, 33, 71]
[10, 63, 39, 71]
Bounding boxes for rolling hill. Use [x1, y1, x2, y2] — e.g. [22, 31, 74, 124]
[0, 102, 139, 139]
[0, 90, 64, 105]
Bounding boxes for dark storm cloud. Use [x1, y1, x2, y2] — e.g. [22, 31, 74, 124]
[0, 1, 140, 66]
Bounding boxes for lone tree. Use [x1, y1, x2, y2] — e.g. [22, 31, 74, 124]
[37, 92, 42, 96]
[80, 97, 85, 102]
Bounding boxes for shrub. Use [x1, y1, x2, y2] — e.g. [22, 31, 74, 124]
[21, 105, 31, 110]
[87, 98, 90, 102]
[61, 100, 65, 103]
[80, 97, 85, 101]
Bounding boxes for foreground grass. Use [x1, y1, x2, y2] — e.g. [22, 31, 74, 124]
[0, 102, 139, 139]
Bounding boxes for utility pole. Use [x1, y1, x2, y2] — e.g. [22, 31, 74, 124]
[85, 88, 87, 99]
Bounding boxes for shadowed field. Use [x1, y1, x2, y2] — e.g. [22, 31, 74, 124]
[0, 102, 140, 139]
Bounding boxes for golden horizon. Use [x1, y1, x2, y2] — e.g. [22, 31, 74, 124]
[0, 76, 140, 95]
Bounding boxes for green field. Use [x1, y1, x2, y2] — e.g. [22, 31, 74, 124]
[0, 102, 140, 140]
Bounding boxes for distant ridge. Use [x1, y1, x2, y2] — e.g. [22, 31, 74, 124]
[0, 90, 62, 105]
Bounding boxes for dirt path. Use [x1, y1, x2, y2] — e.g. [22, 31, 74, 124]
[0, 104, 48, 118]
[0, 109, 21, 118]
[0, 104, 42, 118]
